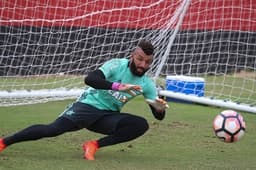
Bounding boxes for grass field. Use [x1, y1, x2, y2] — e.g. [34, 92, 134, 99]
[0, 97, 256, 170]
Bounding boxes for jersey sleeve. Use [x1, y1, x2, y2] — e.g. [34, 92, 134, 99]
[99, 59, 121, 79]
[143, 77, 158, 100]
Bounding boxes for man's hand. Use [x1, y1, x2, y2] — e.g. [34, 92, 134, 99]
[112, 82, 142, 96]
[118, 84, 142, 96]
[145, 97, 169, 111]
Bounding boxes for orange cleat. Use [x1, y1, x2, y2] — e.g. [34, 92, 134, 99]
[82, 140, 99, 160]
[0, 138, 7, 152]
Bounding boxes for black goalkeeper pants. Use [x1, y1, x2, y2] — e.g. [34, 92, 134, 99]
[3, 110, 149, 148]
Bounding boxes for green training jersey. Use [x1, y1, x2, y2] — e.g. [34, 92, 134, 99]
[78, 58, 157, 111]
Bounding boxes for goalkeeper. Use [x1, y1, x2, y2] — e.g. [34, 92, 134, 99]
[0, 39, 168, 160]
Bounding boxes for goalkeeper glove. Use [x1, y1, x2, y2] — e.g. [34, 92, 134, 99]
[145, 97, 169, 111]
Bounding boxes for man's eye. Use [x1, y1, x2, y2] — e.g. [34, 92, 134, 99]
[135, 57, 143, 61]
[146, 60, 152, 65]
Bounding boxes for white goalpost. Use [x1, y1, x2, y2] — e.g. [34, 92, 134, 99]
[0, 0, 256, 113]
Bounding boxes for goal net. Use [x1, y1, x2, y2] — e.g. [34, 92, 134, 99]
[0, 0, 255, 112]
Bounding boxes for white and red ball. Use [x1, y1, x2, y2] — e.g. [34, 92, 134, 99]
[213, 110, 246, 143]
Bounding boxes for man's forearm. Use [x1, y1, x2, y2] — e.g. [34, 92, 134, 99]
[84, 70, 112, 90]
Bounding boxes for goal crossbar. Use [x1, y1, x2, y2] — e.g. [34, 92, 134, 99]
[159, 90, 256, 114]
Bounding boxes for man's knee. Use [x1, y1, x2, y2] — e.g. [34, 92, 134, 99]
[126, 116, 149, 135]
[138, 117, 149, 133]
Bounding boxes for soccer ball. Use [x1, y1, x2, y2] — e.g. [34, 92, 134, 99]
[213, 110, 246, 143]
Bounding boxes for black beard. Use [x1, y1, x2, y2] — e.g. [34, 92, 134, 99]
[129, 60, 148, 77]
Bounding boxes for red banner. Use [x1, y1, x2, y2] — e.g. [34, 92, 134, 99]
[0, 0, 255, 31]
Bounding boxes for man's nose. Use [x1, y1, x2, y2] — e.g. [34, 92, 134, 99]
[139, 61, 146, 68]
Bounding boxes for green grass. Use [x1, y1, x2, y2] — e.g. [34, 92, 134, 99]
[1, 97, 256, 170]
[0, 75, 84, 90]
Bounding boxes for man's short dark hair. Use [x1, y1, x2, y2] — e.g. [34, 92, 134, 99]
[137, 39, 154, 55]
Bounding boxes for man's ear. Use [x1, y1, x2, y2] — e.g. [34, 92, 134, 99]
[130, 52, 135, 62]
